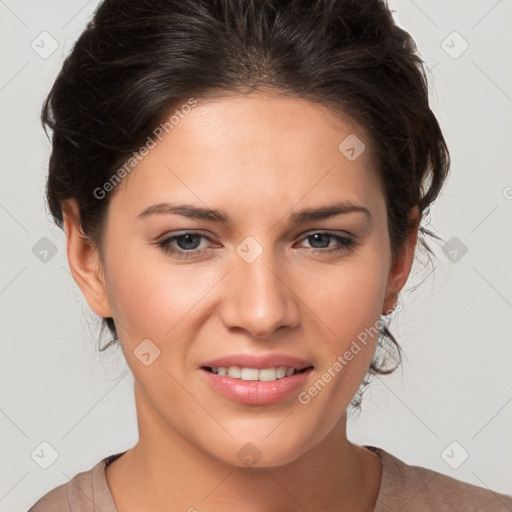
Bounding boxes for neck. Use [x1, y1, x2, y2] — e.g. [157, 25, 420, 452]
[106, 383, 382, 512]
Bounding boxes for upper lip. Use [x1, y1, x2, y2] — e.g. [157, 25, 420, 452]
[200, 354, 313, 370]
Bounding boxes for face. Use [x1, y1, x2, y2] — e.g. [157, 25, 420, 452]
[65, 93, 416, 467]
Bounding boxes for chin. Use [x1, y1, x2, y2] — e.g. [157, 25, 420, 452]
[203, 431, 317, 470]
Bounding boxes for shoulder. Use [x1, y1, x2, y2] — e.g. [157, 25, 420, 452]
[27, 453, 122, 512]
[28, 480, 70, 512]
[368, 445, 512, 512]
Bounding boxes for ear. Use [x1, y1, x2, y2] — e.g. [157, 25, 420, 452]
[382, 207, 419, 315]
[62, 198, 113, 319]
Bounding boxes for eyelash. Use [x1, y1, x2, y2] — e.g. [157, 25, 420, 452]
[155, 231, 356, 260]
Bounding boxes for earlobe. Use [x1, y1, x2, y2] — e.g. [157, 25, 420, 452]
[382, 207, 420, 315]
[62, 199, 113, 319]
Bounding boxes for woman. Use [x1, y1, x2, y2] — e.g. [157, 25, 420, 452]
[29, 0, 512, 510]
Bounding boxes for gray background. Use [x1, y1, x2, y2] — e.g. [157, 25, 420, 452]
[1, 0, 511, 509]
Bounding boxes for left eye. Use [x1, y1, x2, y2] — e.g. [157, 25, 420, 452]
[155, 231, 355, 259]
[299, 232, 350, 250]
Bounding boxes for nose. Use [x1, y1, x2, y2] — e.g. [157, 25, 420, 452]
[219, 252, 301, 339]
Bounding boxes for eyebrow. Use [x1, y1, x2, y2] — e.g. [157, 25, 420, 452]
[137, 200, 372, 224]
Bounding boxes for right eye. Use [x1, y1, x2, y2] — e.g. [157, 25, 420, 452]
[155, 232, 217, 259]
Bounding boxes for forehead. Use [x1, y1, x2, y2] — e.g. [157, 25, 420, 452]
[110, 93, 383, 218]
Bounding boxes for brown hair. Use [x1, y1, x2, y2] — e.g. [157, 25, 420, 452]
[41, 0, 450, 412]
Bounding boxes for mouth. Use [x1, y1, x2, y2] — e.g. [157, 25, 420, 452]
[201, 365, 313, 381]
[199, 365, 315, 405]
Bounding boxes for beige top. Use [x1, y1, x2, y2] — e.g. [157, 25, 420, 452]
[28, 445, 512, 511]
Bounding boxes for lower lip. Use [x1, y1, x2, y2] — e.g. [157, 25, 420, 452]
[200, 367, 314, 405]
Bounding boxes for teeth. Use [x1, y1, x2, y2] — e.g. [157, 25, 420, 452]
[240, 367, 259, 380]
[276, 367, 287, 379]
[210, 366, 300, 381]
[227, 366, 241, 378]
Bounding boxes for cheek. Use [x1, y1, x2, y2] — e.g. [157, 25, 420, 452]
[302, 255, 389, 399]
[105, 241, 215, 339]
[312, 261, 388, 343]
[104, 257, 208, 395]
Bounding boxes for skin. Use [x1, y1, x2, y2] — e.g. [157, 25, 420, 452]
[63, 92, 418, 512]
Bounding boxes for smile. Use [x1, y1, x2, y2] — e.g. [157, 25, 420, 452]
[204, 365, 311, 381]
[200, 366, 314, 405]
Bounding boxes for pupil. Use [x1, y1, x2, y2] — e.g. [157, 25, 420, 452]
[309, 233, 330, 249]
[177, 234, 200, 250]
